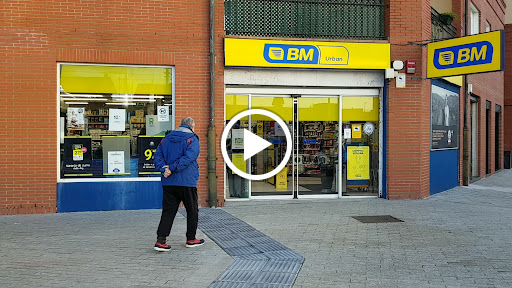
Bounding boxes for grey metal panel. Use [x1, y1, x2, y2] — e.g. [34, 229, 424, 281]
[225, 246, 261, 256]
[262, 261, 302, 274]
[228, 260, 267, 271]
[218, 270, 257, 282]
[209, 282, 250, 288]
[253, 272, 297, 285]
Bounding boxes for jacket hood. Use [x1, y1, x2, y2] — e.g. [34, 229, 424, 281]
[167, 125, 194, 142]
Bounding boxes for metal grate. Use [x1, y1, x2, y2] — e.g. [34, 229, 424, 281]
[351, 215, 404, 223]
[225, 0, 386, 40]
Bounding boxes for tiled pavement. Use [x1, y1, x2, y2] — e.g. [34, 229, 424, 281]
[1, 169, 512, 287]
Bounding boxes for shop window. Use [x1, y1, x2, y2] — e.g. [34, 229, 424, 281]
[59, 64, 174, 179]
[485, 21, 491, 32]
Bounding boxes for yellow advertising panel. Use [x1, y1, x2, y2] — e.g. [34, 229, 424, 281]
[276, 168, 288, 190]
[61, 65, 173, 95]
[427, 30, 504, 78]
[225, 38, 390, 70]
[352, 124, 362, 139]
[347, 146, 370, 180]
[232, 153, 246, 174]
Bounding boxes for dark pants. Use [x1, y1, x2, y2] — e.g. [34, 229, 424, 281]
[156, 186, 199, 241]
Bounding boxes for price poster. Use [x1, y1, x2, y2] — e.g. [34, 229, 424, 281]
[138, 136, 164, 175]
[347, 146, 370, 180]
[63, 137, 93, 177]
[109, 108, 126, 131]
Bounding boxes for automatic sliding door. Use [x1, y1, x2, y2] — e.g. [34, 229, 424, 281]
[250, 96, 293, 197]
[297, 97, 340, 196]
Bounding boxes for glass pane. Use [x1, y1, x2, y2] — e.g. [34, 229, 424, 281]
[225, 95, 250, 199]
[59, 64, 173, 179]
[342, 121, 379, 196]
[298, 98, 339, 195]
[250, 96, 292, 196]
[342, 97, 379, 122]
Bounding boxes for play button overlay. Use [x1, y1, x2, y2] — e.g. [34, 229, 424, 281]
[243, 129, 272, 161]
[221, 109, 292, 181]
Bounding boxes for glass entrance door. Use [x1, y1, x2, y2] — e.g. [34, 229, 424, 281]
[249, 95, 341, 198]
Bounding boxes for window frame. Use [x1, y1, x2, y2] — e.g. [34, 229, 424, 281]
[470, 3, 480, 35]
[57, 62, 176, 183]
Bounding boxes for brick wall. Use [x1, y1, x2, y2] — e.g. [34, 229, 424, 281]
[452, 0, 505, 180]
[0, 0, 226, 214]
[467, 0, 506, 176]
[387, 0, 432, 199]
[504, 24, 512, 157]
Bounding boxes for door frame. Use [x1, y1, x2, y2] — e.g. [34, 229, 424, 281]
[225, 87, 381, 199]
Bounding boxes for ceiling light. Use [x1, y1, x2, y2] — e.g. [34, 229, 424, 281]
[113, 98, 156, 102]
[61, 98, 108, 101]
[106, 102, 136, 106]
[112, 95, 164, 99]
[65, 102, 89, 105]
[61, 94, 105, 98]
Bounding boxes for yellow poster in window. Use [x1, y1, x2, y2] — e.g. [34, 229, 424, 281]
[347, 146, 370, 180]
[352, 124, 362, 139]
[257, 122, 263, 136]
[232, 153, 246, 174]
[276, 167, 288, 190]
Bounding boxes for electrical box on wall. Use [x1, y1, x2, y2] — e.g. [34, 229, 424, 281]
[406, 60, 416, 74]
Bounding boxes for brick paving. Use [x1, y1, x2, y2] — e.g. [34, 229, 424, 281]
[1, 169, 512, 287]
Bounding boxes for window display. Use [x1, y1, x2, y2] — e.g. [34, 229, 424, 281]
[59, 64, 174, 179]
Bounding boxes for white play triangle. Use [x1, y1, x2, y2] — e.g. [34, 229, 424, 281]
[243, 129, 272, 161]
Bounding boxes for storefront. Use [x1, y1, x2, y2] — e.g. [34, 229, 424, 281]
[223, 38, 390, 200]
[57, 63, 175, 212]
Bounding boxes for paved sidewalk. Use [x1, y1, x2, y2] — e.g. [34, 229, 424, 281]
[1, 169, 512, 287]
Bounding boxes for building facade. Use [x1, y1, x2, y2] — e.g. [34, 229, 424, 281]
[0, 0, 507, 214]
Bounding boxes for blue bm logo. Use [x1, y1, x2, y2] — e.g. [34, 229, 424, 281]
[433, 41, 493, 70]
[264, 44, 319, 64]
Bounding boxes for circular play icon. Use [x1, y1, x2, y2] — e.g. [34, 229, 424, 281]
[221, 109, 292, 181]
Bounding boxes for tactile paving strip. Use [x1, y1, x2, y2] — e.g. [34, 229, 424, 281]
[179, 209, 305, 287]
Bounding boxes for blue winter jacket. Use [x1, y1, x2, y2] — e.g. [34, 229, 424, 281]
[154, 125, 200, 187]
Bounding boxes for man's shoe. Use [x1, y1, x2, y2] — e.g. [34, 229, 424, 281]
[154, 242, 171, 252]
[186, 239, 205, 248]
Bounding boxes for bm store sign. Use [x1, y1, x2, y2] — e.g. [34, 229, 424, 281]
[225, 38, 390, 70]
[428, 30, 504, 78]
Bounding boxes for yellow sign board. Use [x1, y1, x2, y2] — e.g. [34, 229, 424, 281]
[352, 124, 362, 139]
[347, 146, 370, 180]
[225, 38, 390, 70]
[232, 153, 246, 174]
[276, 168, 288, 190]
[427, 30, 504, 78]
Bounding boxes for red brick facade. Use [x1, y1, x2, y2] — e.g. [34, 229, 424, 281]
[387, 0, 432, 199]
[0, 0, 507, 213]
[386, 0, 505, 199]
[505, 24, 512, 161]
[0, 1, 225, 214]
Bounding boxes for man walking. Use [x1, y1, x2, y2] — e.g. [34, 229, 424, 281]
[153, 117, 205, 252]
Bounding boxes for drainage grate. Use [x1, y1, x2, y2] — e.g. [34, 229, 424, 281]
[351, 215, 404, 223]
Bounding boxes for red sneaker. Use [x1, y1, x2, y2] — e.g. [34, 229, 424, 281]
[186, 239, 205, 248]
[154, 242, 171, 252]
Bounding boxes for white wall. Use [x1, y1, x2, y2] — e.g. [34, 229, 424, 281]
[225, 68, 384, 88]
[431, 0, 452, 13]
[506, 0, 512, 24]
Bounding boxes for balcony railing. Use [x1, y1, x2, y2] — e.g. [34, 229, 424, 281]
[431, 7, 457, 41]
[225, 0, 386, 40]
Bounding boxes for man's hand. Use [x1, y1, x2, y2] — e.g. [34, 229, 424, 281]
[163, 167, 172, 178]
